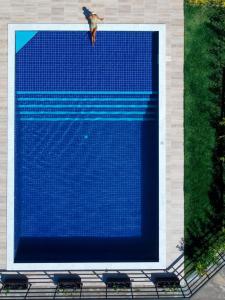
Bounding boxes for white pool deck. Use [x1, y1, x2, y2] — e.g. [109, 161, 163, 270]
[0, 0, 183, 271]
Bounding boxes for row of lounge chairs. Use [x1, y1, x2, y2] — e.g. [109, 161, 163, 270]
[0, 272, 180, 299]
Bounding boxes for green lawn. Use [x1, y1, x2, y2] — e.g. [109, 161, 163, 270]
[184, 5, 217, 239]
[184, 2, 225, 269]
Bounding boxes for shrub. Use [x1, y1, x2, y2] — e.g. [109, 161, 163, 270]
[194, 229, 225, 276]
[187, 0, 225, 6]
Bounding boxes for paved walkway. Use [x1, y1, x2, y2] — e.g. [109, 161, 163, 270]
[192, 267, 225, 300]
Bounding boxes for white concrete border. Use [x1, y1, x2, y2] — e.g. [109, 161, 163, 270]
[7, 24, 166, 270]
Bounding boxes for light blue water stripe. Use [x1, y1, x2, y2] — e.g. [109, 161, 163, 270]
[17, 97, 158, 102]
[18, 104, 154, 108]
[18, 111, 155, 115]
[20, 117, 154, 121]
[16, 91, 158, 95]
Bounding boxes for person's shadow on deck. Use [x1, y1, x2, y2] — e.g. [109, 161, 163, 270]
[82, 7, 92, 45]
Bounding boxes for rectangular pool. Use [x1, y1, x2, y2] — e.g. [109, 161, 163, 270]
[8, 24, 166, 270]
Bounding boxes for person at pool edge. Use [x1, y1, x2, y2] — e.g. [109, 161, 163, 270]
[88, 12, 104, 46]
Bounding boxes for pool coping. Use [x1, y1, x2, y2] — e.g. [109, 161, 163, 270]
[7, 24, 166, 270]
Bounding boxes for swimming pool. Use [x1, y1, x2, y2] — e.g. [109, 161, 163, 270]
[8, 24, 166, 270]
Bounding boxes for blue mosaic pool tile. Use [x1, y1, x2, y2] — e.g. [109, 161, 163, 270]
[14, 30, 159, 262]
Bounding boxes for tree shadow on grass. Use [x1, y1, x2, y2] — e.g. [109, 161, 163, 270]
[185, 92, 224, 264]
[185, 6, 225, 264]
[185, 81, 224, 265]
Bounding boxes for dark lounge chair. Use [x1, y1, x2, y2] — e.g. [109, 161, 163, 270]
[0, 274, 31, 298]
[151, 272, 184, 297]
[151, 272, 180, 288]
[102, 273, 133, 298]
[53, 274, 82, 299]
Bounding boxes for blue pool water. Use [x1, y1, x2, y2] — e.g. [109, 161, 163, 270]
[14, 31, 159, 262]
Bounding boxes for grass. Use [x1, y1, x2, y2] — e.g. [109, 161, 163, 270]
[184, 3, 225, 267]
[184, 4, 216, 239]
